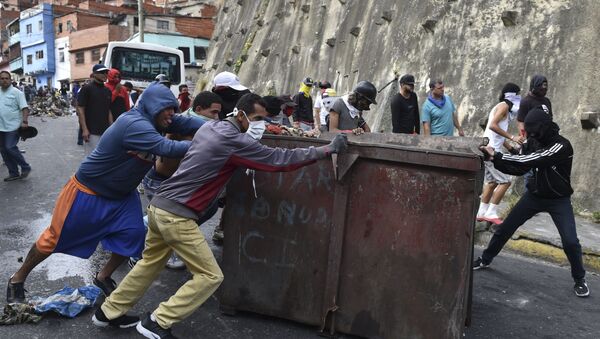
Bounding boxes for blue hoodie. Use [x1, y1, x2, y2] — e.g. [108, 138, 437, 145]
[76, 83, 203, 199]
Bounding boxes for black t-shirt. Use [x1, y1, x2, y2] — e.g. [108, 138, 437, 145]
[517, 94, 552, 122]
[292, 93, 313, 123]
[110, 96, 128, 121]
[77, 81, 112, 135]
[390, 92, 420, 134]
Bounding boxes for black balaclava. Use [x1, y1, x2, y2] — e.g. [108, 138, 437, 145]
[530, 75, 548, 97]
[524, 108, 559, 146]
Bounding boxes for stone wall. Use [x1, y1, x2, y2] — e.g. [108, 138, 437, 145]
[203, 0, 600, 210]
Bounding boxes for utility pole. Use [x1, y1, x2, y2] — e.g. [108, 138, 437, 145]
[138, 0, 144, 42]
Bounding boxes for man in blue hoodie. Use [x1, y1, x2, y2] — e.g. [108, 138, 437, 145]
[6, 83, 202, 315]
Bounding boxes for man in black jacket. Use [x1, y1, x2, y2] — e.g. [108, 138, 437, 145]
[474, 108, 589, 298]
[292, 77, 314, 131]
[517, 74, 552, 137]
[391, 74, 420, 134]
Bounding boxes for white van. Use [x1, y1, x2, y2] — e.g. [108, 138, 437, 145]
[103, 41, 185, 98]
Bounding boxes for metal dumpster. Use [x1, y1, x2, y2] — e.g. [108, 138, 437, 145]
[218, 133, 484, 339]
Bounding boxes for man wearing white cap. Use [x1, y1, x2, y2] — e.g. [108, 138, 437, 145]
[211, 71, 251, 120]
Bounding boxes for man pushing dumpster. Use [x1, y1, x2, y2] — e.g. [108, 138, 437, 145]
[92, 93, 348, 338]
[6, 83, 203, 306]
[475, 108, 589, 298]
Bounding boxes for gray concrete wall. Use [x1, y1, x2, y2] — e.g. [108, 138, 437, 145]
[202, 0, 600, 211]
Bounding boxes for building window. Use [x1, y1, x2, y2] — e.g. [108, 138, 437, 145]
[91, 49, 101, 62]
[38, 20, 42, 31]
[26, 24, 32, 34]
[75, 52, 84, 64]
[67, 20, 72, 32]
[178, 47, 190, 63]
[194, 46, 207, 60]
[59, 49, 65, 62]
[157, 20, 169, 30]
[57, 23, 63, 33]
[27, 55, 32, 64]
[35, 50, 44, 59]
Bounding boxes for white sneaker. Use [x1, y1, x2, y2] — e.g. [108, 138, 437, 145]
[483, 211, 501, 219]
[166, 253, 185, 270]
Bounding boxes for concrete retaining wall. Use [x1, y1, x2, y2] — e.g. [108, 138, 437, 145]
[202, 0, 600, 210]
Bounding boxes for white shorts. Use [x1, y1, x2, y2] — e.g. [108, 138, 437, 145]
[484, 161, 511, 184]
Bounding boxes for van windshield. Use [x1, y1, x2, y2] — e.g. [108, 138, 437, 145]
[110, 47, 181, 84]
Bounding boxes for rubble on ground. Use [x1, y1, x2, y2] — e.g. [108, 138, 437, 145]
[28, 94, 73, 117]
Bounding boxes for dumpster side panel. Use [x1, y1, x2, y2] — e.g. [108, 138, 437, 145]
[335, 160, 476, 339]
[218, 159, 335, 325]
[218, 135, 481, 337]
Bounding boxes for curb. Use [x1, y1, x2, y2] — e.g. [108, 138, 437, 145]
[474, 224, 600, 274]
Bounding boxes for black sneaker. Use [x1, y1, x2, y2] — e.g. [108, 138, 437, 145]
[92, 306, 139, 328]
[473, 257, 490, 270]
[20, 169, 31, 179]
[136, 312, 178, 339]
[128, 257, 139, 270]
[574, 279, 590, 297]
[3, 175, 21, 182]
[212, 227, 224, 245]
[6, 277, 26, 303]
[93, 274, 117, 296]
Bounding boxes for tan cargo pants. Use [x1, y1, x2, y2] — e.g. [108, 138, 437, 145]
[102, 205, 224, 329]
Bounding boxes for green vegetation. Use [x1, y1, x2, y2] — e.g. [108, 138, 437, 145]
[593, 211, 600, 224]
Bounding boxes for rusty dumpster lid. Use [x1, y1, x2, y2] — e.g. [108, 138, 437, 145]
[261, 132, 484, 172]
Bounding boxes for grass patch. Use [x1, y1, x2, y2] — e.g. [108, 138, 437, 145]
[500, 192, 521, 220]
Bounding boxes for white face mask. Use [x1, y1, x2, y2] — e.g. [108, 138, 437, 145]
[242, 111, 266, 140]
[504, 92, 521, 117]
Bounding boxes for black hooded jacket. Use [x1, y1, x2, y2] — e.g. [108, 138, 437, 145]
[492, 109, 573, 199]
[492, 135, 573, 198]
[517, 75, 552, 123]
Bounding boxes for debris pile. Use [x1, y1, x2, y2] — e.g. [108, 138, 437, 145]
[265, 125, 320, 138]
[28, 94, 72, 117]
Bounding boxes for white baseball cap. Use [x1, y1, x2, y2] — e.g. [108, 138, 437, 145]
[213, 71, 248, 91]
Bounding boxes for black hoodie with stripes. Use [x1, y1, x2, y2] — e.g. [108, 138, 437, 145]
[491, 135, 574, 198]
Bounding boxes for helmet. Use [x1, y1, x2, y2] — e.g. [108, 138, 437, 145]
[302, 77, 314, 86]
[353, 81, 377, 104]
[155, 74, 171, 87]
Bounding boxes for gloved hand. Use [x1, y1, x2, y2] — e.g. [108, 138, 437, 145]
[328, 134, 348, 154]
[479, 145, 495, 161]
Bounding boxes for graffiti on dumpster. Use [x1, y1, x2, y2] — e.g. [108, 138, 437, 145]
[276, 163, 333, 193]
[235, 162, 333, 269]
[249, 196, 330, 226]
[239, 230, 298, 268]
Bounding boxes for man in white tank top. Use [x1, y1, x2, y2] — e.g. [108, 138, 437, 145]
[477, 83, 524, 223]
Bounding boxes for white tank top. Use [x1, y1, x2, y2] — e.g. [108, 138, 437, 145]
[483, 102, 516, 152]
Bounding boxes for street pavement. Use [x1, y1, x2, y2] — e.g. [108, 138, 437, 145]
[1, 116, 599, 339]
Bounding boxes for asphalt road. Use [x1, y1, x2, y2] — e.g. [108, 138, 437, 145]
[0, 116, 598, 339]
